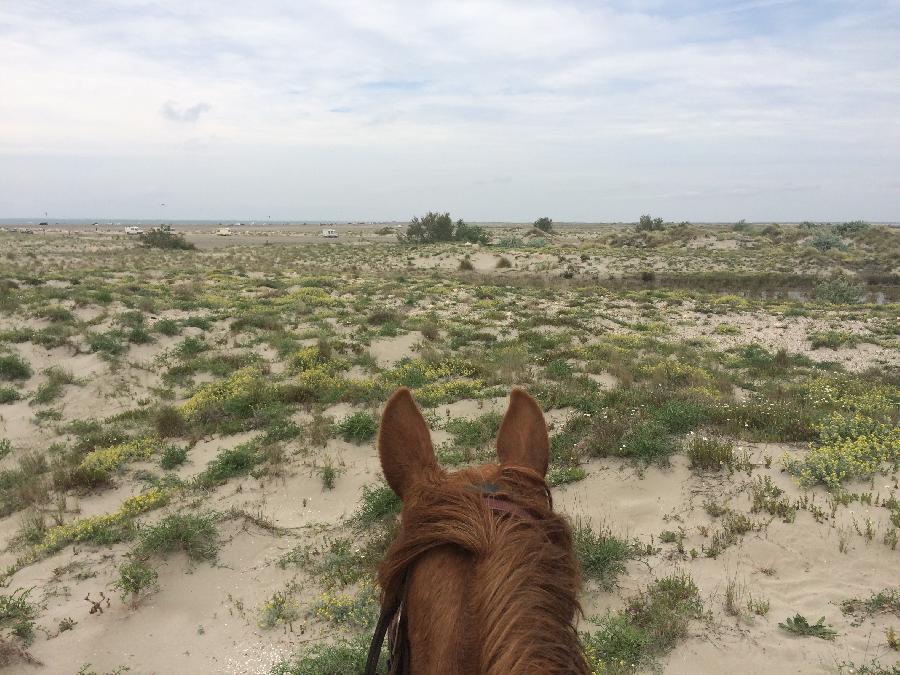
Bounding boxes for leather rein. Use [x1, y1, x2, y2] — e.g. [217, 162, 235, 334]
[363, 483, 552, 675]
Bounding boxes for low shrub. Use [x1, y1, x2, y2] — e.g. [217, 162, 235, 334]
[686, 436, 734, 470]
[0, 354, 31, 381]
[135, 512, 218, 561]
[336, 412, 378, 444]
[573, 520, 636, 591]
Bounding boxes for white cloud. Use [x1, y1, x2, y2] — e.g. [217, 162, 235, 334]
[0, 0, 897, 220]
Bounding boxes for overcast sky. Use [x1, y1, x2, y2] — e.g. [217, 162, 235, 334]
[1, 0, 898, 222]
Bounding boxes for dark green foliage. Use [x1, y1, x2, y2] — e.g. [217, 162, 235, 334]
[193, 443, 261, 488]
[270, 635, 384, 675]
[402, 212, 487, 244]
[336, 411, 378, 444]
[779, 613, 837, 640]
[454, 220, 489, 244]
[152, 406, 187, 438]
[351, 483, 402, 528]
[816, 277, 862, 304]
[0, 587, 38, 645]
[544, 359, 573, 379]
[87, 331, 126, 357]
[174, 336, 207, 359]
[0, 386, 21, 404]
[810, 231, 845, 251]
[573, 520, 635, 590]
[582, 614, 649, 671]
[534, 216, 553, 233]
[626, 573, 704, 652]
[833, 220, 870, 236]
[139, 225, 196, 250]
[231, 312, 283, 332]
[617, 420, 674, 463]
[135, 512, 218, 561]
[114, 560, 159, 604]
[582, 573, 704, 672]
[651, 399, 706, 433]
[446, 412, 503, 449]
[159, 445, 187, 470]
[0, 354, 31, 381]
[404, 211, 454, 243]
[686, 436, 734, 470]
[637, 214, 665, 231]
[319, 463, 338, 490]
[154, 319, 181, 336]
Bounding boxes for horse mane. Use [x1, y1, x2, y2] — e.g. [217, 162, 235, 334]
[378, 465, 589, 674]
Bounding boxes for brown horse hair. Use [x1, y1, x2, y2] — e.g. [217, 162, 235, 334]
[378, 464, 589, 674]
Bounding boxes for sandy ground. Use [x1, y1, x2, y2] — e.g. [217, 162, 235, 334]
[0, 228, 897, 674]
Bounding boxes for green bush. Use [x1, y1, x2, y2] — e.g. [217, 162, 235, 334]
[686, 436, 734, 470]
[0, 354, 32, 381]
[534, 216, 553, 233]
[0, 587, 38, 645]
[573, 520, 635, 590]
[401, 212, 487, 244]
[114, 560, 159, 606]
[270, 635, 383, 675]
[336, 412, 378, 444]
[816, 277, 862, 304]
[159, 445, 188, 470]
[135, 512, 219, 561]
[139, 226, 196, 250]
[351, 483, 402, 528]
[88, 331, 126, 357]
[0, 386, 21, 404]
[618, 421, 673, 463]
[194, 442, 261, 488]
[637, 214, 665, 231]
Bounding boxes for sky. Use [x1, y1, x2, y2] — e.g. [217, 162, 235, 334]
[1, 0, 899, 222]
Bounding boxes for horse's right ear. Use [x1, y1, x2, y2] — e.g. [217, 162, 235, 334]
[379, 387, 439, 500]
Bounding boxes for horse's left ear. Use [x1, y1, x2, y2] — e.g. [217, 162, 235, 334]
[496, 387, 549, 477]
[379, 387, 439, 500]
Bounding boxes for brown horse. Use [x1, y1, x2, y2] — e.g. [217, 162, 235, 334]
[371, 386, 589, 674]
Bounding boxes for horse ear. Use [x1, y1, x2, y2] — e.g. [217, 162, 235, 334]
[379, 387, 439, 499]
[496, 388, 549, 477]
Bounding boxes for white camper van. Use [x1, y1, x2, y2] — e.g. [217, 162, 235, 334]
[321, 228, 338, 238]
[124, 226, 144, 235]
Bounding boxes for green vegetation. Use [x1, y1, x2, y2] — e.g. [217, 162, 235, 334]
[583, 572, 704, 673]
[402, 211, 488, 244]
[270, 635, 383, 675]
[0, 221, 897, 672]
[573, 520, 638, 591]
[686, 435, 734, 470]
[351, 483, 402, 528]
[779, 613, 837, 640]
[336, 411, 378, 443]
[134, 512, 219, 562]
[114, 560, 159, 607]
[0, 353, 31, 381]
[534, 216, 554, 233]
[0, 588, 38, 645]
[139, 225, 196, 250]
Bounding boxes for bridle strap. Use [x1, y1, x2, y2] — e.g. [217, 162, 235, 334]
[364, 597, 400, 675]
[482, 495, 541, 522]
